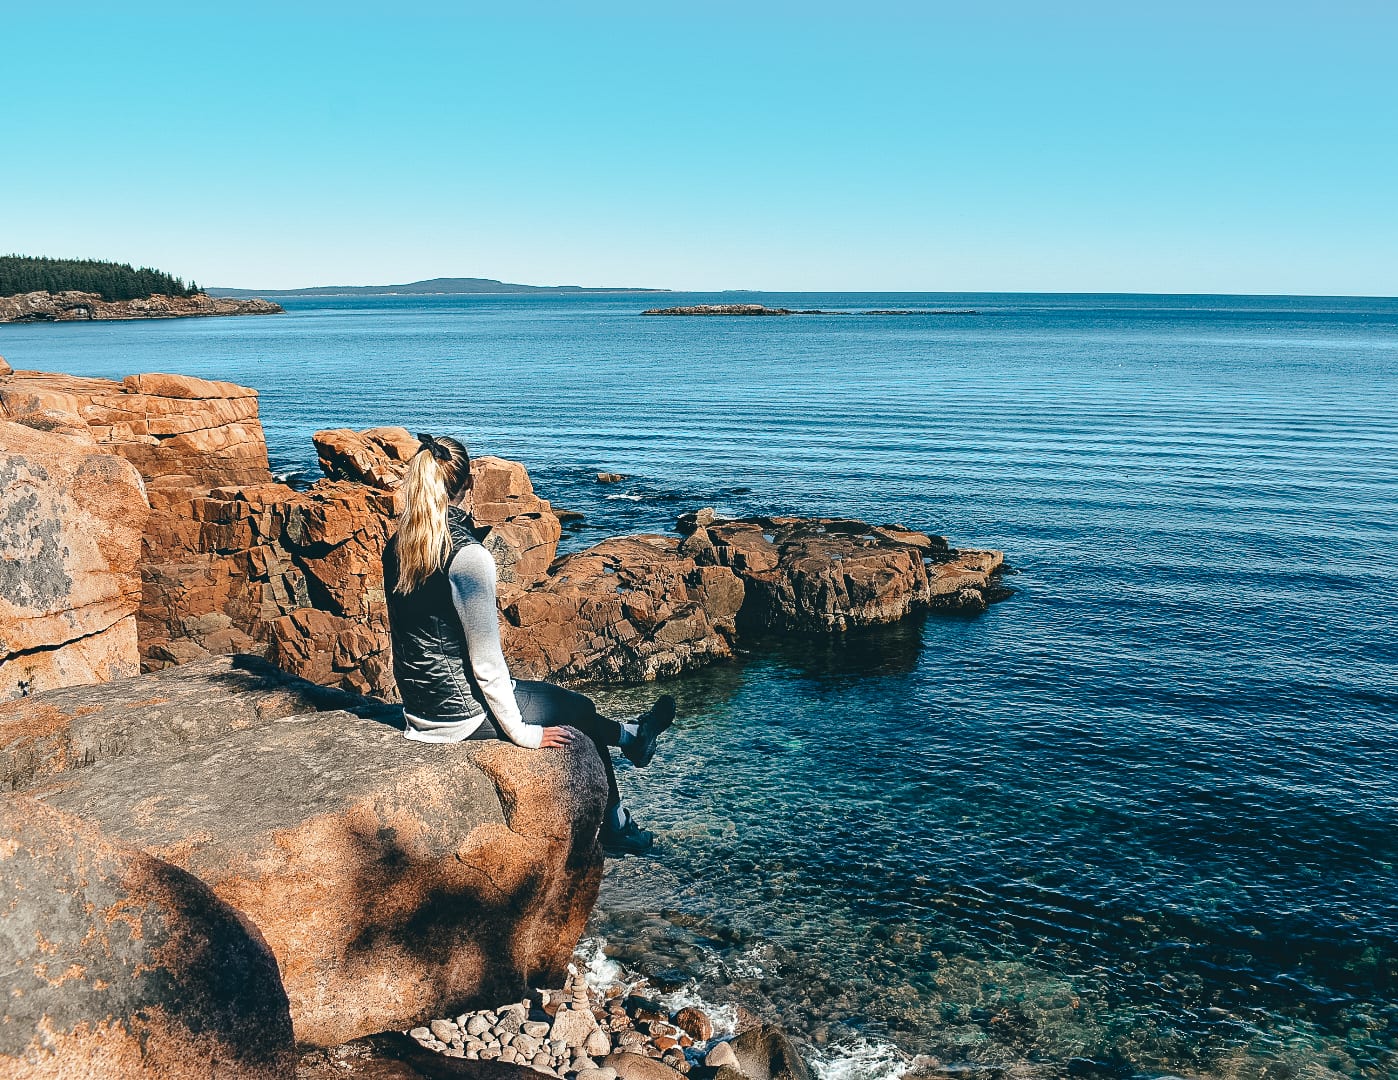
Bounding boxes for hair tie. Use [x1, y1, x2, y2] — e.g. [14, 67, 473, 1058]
[416, 432, 452, 463]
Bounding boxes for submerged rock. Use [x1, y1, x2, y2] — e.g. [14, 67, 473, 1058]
[11, 656, 608, 1048]
[0, 797, 295, 1079]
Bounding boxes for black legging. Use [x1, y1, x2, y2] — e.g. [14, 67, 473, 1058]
[466, 680, 621, 807]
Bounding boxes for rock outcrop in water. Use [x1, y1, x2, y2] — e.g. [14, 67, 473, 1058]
[641, 305, 978, 317]
[643, 304, 801, 316]
[1, 365, 1010, 706]
[4, 655, 609, 1050]
[0, 290, 283, 322]
[678, 511, 1008, 631]
[501, 535, 745, 683]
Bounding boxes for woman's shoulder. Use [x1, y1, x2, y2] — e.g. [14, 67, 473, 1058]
[448, 540, 496, 584]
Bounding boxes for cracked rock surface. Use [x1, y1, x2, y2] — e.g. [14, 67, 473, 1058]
[11, 656, 608, 1049]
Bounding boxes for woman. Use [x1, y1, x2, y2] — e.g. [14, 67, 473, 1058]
[382, 433, 673, 856]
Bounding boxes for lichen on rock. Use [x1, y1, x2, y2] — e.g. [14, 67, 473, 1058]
[11, 655, 609, 1049]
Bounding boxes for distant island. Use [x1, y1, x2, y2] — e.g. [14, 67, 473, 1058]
[209, 276, 670, 298]
[0, 254, 282, 323]
[643, 303, 979, 316]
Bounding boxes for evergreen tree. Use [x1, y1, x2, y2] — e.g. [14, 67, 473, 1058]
[0, 254, 202, 301]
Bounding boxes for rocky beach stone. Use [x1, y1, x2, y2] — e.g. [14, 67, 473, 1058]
[624, 996, 671, 1024]
[602, 1051, 686, 1080]
[0, 368, 272, 487]
[673, 1007, 714, 1043]
[0, 420, 149, 699]
[725, 1025, 812, 1080]
[551, 1007, 601, 1049]
[313, 426, 413, 489]
[11, 658, 608, 1048]
[0, 797, 295, 1080]
[704, 1041, 740, 1069]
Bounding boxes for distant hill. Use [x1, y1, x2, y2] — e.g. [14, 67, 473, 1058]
[208, 277, 669, 298]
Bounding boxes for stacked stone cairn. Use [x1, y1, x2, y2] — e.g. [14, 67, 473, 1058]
[408, 964, 727, 1080]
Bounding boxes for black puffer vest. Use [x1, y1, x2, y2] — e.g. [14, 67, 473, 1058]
[383, 507, 488, 721]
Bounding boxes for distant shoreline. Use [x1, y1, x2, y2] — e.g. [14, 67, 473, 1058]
[209, 276, 670, 299]
[0, 290, 282, 324]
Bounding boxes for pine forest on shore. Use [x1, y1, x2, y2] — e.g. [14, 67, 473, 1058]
[0, 255, 201, 302]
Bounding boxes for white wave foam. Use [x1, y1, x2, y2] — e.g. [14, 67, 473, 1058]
[574, 936, 623, 991]
[808, 1039, 909, 1080]
[571, 936, 738, 1043]
[603, 493, 644, 501]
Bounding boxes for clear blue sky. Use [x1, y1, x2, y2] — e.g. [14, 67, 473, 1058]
[4, 2, 1395, 294]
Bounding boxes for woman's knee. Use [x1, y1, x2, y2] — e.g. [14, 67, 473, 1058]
[516, 680, 596, 726]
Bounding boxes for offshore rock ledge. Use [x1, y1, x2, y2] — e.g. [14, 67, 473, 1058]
[0, 289, 283, 322]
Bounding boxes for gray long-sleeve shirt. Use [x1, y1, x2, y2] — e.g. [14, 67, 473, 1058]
[401, 543, 541, 748]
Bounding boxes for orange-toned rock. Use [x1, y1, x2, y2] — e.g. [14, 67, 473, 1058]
[0, 654, 388, 791]
[501, 535, 743, 683]
[0, 368, 271, 488]
[0, 797, 295, 1079]
[679, 512, 1008, 631]
[470, 456, 563, 597]
[310, 435, 564, 599]
[20, 657, 608, 1049]
[313, 427, 407, 489]
[0, 421, 149, 699]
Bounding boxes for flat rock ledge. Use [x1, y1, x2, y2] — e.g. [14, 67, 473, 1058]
[0, 290, 283, 322]
[678, 511, 1010, 632]
[642, 305, 802, 316]
[3, 655, 610, 1051]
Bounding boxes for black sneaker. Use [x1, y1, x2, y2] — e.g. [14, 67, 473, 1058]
[622, 694, 676, 768]
[600, 815, 654, 856]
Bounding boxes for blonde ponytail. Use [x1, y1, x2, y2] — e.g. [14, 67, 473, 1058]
[394, 434, 472, 594]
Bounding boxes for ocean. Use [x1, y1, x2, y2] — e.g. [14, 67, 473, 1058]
[4, 292, 1395, 1079]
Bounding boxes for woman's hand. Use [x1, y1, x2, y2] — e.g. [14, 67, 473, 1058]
[538, 725, 579, 748]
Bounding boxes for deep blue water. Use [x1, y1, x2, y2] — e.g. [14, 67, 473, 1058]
[5, 293, 1396, 1079]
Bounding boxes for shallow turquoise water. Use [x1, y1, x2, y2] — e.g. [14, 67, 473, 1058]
[5, 292, 1396, 1078]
